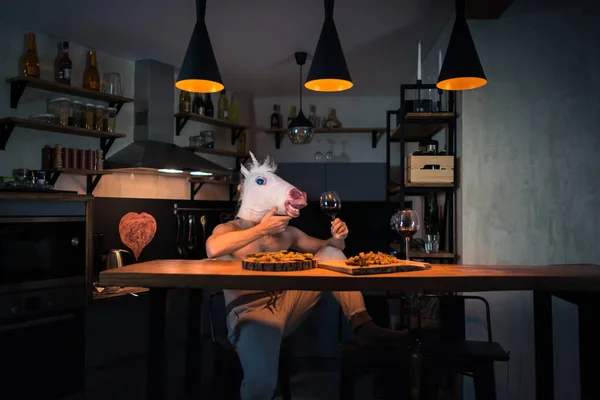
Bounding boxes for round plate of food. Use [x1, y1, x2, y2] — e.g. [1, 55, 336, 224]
[242, 250, 317, 272]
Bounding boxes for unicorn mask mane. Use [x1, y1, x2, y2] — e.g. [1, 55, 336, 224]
[236, 152, 307, 223]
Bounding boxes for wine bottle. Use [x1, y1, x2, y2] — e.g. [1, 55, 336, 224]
[217, 90, 229, 120]
[179, 90, 191, 113]
[204, 93, 214, 117]
[270, 104, 281, 129]
[83, 51, 100, 91]
[55, 41, 72, 85]
[287, 105, 297, 128]
[192, 93, 205, 115]
[22, 32, 40, 77]
[229, 92, 240, 123]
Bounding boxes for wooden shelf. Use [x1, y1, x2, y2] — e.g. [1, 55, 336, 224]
[390, 243, 456, 259]
[44, 168, 112, 195]
[0, 117, 126, 152]
[189, 177, 239, 201]
[0, 192, 92, 201]
[186, 146, 249, 159]
[174, 112, 248, 146]
[404, 182, 454, 188]
[390, 112, 455, 143]
[265, 127, 386, 149]
[6, 76, 134, 113]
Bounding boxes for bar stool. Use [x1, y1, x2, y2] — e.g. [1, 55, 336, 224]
[208, 291, 292, 400]
[338, 294, 412, 400]
[416, 295, 510, 400]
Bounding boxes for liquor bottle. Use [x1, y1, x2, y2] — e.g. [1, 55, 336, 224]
[192, 93, 205, 115]
[287, 105, 297, 128]
[22, 32, 40, 77]
[179, 90, 191, 113]
[83, 51, 100, 91]
[324, 108, 341, 128]
[217, 90, 229, 120]
[309, 104, 317, 126]
[204, 93, 214, 117]
[270, 104, 281, 129]
[55, 41, 72, 85]
[229, 92, 240, 123]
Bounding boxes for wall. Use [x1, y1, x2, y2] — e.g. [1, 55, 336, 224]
[422, 0, 600, 398]
[0, 24, 253, 201]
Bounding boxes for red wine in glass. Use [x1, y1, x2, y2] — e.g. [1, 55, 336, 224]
[320, 191, 341, 221]
[394, 210, 419, 260]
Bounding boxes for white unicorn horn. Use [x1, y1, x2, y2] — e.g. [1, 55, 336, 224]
[240, 164, 250, 177]
[249, 151, 259, 166]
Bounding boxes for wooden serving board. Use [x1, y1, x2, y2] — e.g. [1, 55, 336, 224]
[242, 259, 316, 272]
[317, 259, 431, 275]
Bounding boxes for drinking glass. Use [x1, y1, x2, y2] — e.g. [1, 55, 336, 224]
[320, 191, 341, 220]
[102, 73, 122, 96]
[395, 210, 419, 260]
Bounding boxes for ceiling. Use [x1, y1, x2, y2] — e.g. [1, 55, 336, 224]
[0, 0, 457, 96]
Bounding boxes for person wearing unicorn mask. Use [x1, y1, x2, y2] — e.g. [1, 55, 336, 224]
[206, 152, 406, 400]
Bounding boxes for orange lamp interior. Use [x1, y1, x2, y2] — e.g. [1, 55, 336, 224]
[305, 78, 353, 92]
[436, 77, 487, 91]
[175, 79, 224, 94]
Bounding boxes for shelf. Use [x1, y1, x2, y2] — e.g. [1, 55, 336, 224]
[404, 182, 454, 188]
[0, 192, 92, 201]
[390, 112, 455, 143]
[44, 168, 112, 195]
[389, 181, 454, 196]
[189, 177, 240, 201]
[390, 243, 456, 259]
[174, 112, 248, 145]
[186, 146, 249, 160]
[93, 286, 149, 301]
[0, 117, 125, 153]
[265, 127, 386, 149]
[6, 76, 134, 113]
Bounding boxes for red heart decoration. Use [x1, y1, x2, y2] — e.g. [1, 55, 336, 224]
[118, 212, 157, 260]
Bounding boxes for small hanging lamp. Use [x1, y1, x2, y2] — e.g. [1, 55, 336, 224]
[175, 0, 224, 93]
[437, 0, 487, 91]
[288, 52, 314, 144]
[305, 0, 353, 92]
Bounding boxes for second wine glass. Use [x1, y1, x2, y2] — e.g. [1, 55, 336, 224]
[320, 191, 341, 220]
[395, 210, 419, 260]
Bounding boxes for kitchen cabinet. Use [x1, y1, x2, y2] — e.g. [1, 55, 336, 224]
[276, 163, 387, 202]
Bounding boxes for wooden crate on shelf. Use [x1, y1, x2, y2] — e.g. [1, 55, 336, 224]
[405, 155, 454, 185]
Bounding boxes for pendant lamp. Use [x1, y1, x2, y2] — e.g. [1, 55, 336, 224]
[437, 0, 487, 91]
[288, 52, 314, 144]
[175, 0, 224, 93]
[305, 0, 353, 92]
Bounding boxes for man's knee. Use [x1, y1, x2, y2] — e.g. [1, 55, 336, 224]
[314, 246, 346, 261]
[241, 374, 278, 399]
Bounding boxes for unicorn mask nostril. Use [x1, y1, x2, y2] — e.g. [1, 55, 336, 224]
[289, 188, 307, 205]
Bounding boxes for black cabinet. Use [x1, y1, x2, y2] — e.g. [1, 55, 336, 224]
[276, 163, 386, 202]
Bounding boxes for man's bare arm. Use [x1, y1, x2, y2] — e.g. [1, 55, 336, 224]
[288, 226, 345, 253]
[205, 223, 265, 258]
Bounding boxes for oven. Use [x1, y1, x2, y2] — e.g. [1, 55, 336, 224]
[0, 206, 87, 399]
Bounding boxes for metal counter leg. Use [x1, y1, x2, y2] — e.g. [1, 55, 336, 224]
[185, 289, 204, 399]
[147, 288, 167, 400]
[533, 291, 554, 400]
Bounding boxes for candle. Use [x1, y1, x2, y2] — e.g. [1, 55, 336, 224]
[439, 49, 443, 73]
[417, 41, 422, 81]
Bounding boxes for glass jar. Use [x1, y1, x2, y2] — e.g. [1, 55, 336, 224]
[94, 105, 105, 131]
[200, 130, 215, 148]
[105, 107, 116, 132]
[84, 104, 95, 130]
[72, 100, 85, 127]
[48, 97, 71, 125]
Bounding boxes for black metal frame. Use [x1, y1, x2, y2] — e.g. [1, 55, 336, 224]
[385, 82, 458, 259]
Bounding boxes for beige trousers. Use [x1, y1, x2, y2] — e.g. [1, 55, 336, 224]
[225, 246, 367, 400]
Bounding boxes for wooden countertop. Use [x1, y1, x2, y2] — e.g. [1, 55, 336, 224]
[99, 260, 600, 293]
[0, 192, 92, 201]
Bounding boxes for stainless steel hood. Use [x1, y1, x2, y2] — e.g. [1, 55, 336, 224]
[104, 59, 228, 175]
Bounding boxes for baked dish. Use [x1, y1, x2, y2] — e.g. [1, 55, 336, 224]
[245, 250, 314, 263]
[346, 251, 401, 267]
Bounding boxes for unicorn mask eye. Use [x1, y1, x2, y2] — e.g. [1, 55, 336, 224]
[255, 177, 267, 185]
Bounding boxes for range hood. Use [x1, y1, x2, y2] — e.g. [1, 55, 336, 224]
[104, 59, 228, 176]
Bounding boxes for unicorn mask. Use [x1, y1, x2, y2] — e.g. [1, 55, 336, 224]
[237, 152, 307, 222]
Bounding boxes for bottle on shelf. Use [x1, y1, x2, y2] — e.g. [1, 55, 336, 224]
[217, 90, 229, 120]
[437, 148, 447, 156]
[324, 107, 341, 128]
[270, 104, 281, 129]
[237, 129, 247, 154]
[192, 93, 205, 115]
[22, 32, 40, 77]
[55, 41, 72, 85]
[179, 90, 191, 113]
[229, 92, 240, 123]
[83, 50, 100, 91]
[309, 104, 317, 126]
[287, 105, 297, 128]
[204, 93, 214, 117]
[424, 139, 438, 155]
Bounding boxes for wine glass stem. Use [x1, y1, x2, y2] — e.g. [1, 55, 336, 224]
[405, 237, 410, 260]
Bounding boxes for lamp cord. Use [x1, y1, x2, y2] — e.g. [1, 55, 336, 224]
[299, 63, 303, 111]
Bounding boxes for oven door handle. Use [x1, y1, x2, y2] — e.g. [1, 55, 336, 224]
[0, 313, 75, 332]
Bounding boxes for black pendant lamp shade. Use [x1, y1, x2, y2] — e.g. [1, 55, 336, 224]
[289, 52, 314, 144]
[305, 0, 353, 92]
[437, 0, 486, 91]
[175, 0, 224, 93]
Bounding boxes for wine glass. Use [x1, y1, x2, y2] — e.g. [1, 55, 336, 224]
[320, 191, 341, 221]
[395, 210, 419, 260]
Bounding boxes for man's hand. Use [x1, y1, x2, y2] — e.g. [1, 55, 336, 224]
[257, 207, 292, 236]
[331, 218, 349, 240]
